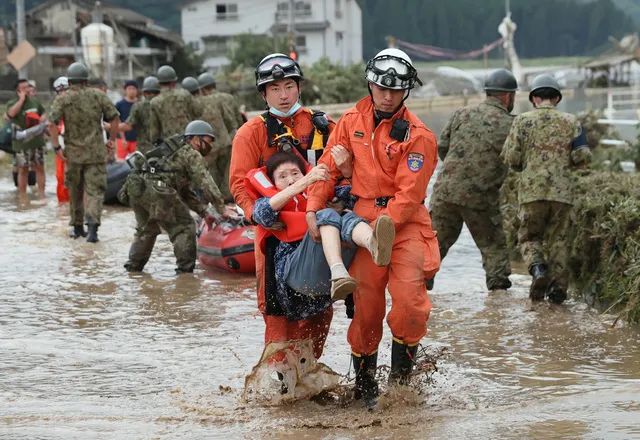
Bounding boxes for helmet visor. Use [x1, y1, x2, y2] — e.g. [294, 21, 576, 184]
[370, 56, 412, 77]
[257, 56, 296, 73]
[366, 55, 421, 89]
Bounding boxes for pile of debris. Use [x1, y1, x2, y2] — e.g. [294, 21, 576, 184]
[501, 169, 640, 322]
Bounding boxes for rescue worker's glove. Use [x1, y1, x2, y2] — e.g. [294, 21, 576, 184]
[345, 293, 355, 319]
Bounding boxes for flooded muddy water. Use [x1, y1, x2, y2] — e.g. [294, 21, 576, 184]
[2, 96, 639, 439]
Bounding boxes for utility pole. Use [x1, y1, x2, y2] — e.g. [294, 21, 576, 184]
[288, 0, 296, 59]
[16, 0, 28, 77]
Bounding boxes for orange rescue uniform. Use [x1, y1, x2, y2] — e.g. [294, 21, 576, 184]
[229, 108, 335, 358]
[307, 96, 439, 355]
[55, 120, 69, 203]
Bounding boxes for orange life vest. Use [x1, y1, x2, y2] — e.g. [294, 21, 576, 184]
[245, 167, 309, 252]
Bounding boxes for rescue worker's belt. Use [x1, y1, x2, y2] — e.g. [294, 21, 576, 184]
[356, 196, 424, 207]
[355, 196, 394, 207]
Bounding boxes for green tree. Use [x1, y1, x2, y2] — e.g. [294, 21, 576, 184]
[170, 46, 203, 79]
[301, 57, 368, 105]
[225, 33, 288, 71]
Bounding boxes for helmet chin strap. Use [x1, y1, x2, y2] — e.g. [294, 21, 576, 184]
[368, 84, 411, 121]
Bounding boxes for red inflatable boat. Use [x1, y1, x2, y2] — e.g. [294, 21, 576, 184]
[197, 218, 256, 274]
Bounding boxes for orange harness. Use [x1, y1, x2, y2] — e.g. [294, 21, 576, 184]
[244, 167, 309, 252]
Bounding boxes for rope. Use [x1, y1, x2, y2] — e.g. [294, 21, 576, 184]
[396, 38, 504, 60]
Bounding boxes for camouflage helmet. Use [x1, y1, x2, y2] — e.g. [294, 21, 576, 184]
[66, 62, 89, 82]
[181, 76, 200, 94]
[529, 74, 562, 103]
[184, 120, 215, 138]
[197, 72, 216, 89]
[484, 68, 518, 92]
[141, 76, 160, 93]
[157, 65, 178, 83]
[255, 53, 303, 89]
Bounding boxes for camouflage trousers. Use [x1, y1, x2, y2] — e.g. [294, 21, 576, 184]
[517, 201, 571, 291]
[431, 199, 511, 290]
[65, 162, 106, 226]
[125, 197, 197, 273]
[208, 144, 232, 202]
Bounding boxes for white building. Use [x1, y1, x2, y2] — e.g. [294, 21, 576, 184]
[181, 0, 362, 71]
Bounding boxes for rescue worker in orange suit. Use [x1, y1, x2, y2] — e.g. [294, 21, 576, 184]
[229, 53, 336, 360]
[306, 48, 439, 408]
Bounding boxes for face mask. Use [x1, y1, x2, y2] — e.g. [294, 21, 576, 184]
[269, 101, 302, 118]
[197, 138, 213, 156]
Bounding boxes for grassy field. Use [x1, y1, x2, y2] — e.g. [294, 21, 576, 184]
[415, 56, 589, 70]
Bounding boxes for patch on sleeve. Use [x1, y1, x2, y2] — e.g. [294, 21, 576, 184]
[407, 152, 424, 172]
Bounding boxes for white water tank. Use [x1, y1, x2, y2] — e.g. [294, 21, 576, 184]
[80, 22, 116, 68]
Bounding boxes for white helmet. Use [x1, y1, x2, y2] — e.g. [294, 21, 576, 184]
[365, 48, 422, 90]
[53, 76, 69, 92]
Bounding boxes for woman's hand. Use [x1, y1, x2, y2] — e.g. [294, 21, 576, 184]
[305, 211, 321, 242]
[331, 145, 352, 178]
[301, 164, 330, 187]
[267, 221, 286, 231]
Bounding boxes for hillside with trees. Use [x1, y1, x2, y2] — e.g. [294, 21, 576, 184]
[358, 0, 638, 59]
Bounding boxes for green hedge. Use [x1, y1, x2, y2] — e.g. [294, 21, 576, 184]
[502, 170, 640, 322]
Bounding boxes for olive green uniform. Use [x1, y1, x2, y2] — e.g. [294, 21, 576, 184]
[431, 97, 514, 290]
[126, 98, 153, 154]
[149, 88, 201, 143]
[120, 135, 225, 273]
[196, 94, 233, 200]
[502, 104, 591, 291]
[49, 85, 119, 226]
[214, 90, 244, 133]
[5, 96, 47, 167]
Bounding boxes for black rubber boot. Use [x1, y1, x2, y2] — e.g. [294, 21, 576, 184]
[352, 352, 378, 409]
[546, 282, 567, 304]
[70, 225, 87, 239]
[388, 340, 418, 386]
[86, 224, 99, 243]
[345, 294, 355, 319]
[124, 262, 144, 272]
[488, 277, 512, 291]
[425, 277, 435, 291]
[529, 263, 550, 301]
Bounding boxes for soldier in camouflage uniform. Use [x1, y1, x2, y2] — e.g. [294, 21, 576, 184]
[5, 78, 47, 197]
[198, 72, 244, 132]
[119, 120, 225, 273]
[195, 72, 239, 201]
[430, 69, 518, 291]
[502, 74, 591, 303]
[149, 65, 201, 144]
[49, 62, 120, 243]
[119, 76, 160, 155]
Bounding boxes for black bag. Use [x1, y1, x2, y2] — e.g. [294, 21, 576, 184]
[0, 122, 14, 154]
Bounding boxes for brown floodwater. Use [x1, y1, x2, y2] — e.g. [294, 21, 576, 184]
[2, 96, 639, 439]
